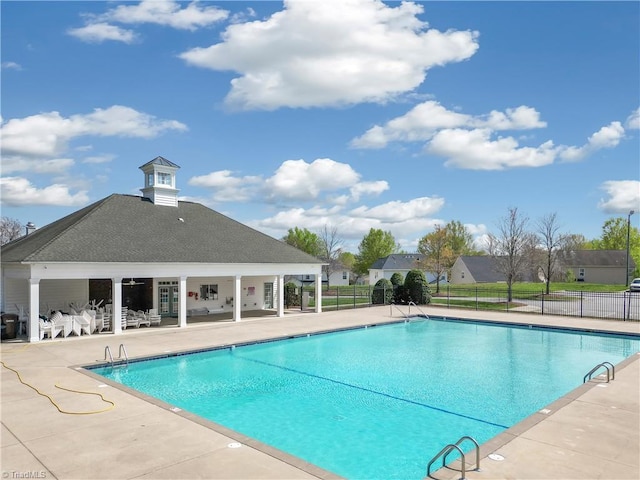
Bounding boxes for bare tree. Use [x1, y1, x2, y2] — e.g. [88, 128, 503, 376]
[318, 224, 344, 287]
[1, 217, 24, 245]
[491, 207, 530, 302]
[536, 213, 566, 294]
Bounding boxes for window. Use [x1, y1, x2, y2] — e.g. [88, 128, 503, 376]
[158, 172, 172, 186]
[200, 284, 218, 300]
[342, 271, 347, 280]
[147, 173, 154, 186]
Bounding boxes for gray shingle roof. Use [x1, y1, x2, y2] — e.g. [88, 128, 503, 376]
[370, 254, 424, 270]
[458, 255, 504, 283]
[1, 194, 323, 265]
[139, 156, 180, 169]
[563, 250, 633, 268]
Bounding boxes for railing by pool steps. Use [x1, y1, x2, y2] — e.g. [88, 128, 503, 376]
[103, 344, 129, 366]
[583, 361, 615, 383]
[427, 435, 480, 480]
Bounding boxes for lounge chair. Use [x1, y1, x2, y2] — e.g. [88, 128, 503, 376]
[125, 309, 139, 328]
[136, 310, 151, 327]
[147, 309, 161, 327]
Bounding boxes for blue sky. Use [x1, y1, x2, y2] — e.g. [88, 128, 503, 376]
[2, 0, 639, 252]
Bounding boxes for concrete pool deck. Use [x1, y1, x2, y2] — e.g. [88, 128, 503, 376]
[1, 306, 639, 480]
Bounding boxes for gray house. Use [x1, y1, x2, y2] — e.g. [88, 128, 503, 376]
[450, 256, 506, 284]
[451, 251, 635, 285]
[562, 250, 635, 284]
[1, 157, 324, 342]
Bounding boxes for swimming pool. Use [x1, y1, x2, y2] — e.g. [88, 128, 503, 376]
[92, 318, 640, 479]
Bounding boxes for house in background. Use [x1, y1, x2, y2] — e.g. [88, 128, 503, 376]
[450, 256, 506, 284]
[369, 254, 446, 285]
[562, 250, 635, 284]
[285, 269, 351, 288]
[1, 157, 324, 342]
[450, 251, 634, 285]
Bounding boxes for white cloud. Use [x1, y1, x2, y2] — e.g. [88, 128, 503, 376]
[1, 157, 75, 175]
[1, 106, 187, 164]
[560, 121, 625, 162]
[188, 170, 262, 202]
[428, 128, 558, 170]
[264, 158, 361, 200]
[1, 61, 22, 70]
[0, 177, 89, 207]
[68, 1, 228, 44]
[180, 0, 478, 110]
[349, 181, 389, 201]
[67, 23, 137, 44]
[350, 197, 444, 222]
[102, 0, 228, 31]
[82, 154, 116, 164]
[598, 180, 640, 214]
[626, 108, 640, 130]
[351, 101, 546, 149]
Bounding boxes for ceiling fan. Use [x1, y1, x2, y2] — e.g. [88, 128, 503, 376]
[123, 278, 144, 286]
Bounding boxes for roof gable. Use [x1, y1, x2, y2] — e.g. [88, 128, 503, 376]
[370, 254, 424, 270]
[1, 194, 322, 265]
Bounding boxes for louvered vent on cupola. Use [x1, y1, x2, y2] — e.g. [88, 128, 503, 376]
[139, 156, 180, 207]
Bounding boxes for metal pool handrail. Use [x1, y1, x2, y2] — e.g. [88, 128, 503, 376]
[583, 361, 615, 383]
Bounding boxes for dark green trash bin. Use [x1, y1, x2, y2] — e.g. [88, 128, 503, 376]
[2, 314, 17, 339]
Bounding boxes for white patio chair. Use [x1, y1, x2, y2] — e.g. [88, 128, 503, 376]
[40, 318, 63, 340]
[136, 310, 150, 327]
[50, 311, 72, 337]
[148, 308, 162, 327]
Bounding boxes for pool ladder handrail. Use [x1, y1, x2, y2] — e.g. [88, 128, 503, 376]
[118, 344, 129, 365]
[389, 302, 430, 320]
[407, 301, 429, 319]
[389, 303, 410, 319]
[104, 345, 113, 365]
[583, 361, 615, 383]
[426, 435, 480, 480]
[103, 344, 129, 366]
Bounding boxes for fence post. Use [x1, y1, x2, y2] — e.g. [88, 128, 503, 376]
[353, 285, 356, 310]
[541, 289, 544, 316]
[476, 286, 479, 311]
[580, 291, 583, 318]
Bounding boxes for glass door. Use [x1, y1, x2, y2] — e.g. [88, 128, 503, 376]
[159, 282, 179, 316]
[264, 282, 274, 309]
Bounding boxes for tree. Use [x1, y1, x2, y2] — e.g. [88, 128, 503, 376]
[372, 278, 393, 304]
[282, 227, 322, 257]
[318, 224, 344, 287]
[417, 226, 454, 294]
[595, 217, 640, 278]
[489, 207, 530, 302]
[1, 217, 23, 245]
[444, 220, 477, 256]
[353, 228, 399, 278]
[390, 272, 405, 304]
[536, 213, 566, 294]
[403, 269, 431, 305]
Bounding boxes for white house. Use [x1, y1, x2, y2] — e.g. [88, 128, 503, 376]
[1, 157, 325, 342]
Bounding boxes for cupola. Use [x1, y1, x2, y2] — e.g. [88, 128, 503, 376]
[139, 156, 180, 207]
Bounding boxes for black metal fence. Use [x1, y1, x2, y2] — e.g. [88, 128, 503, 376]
[315, 285, 640, 321]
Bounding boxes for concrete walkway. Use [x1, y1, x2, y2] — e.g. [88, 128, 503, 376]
[1, 306, 639, 479]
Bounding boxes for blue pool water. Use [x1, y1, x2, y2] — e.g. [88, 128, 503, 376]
[92, 319, 639, 479]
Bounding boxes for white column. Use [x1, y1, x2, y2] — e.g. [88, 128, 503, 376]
[28, 278, 40, 343]
[315, 273, 322, 313]
[113, 277, 123, 334]
[233, 275, 241, 322]
[277, 274, 285, 317]
[178, 276, 187, 328]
